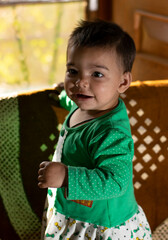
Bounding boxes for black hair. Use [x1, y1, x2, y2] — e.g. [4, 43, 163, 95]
[68, 19, 136, 72]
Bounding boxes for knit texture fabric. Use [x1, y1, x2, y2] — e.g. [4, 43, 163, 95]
[0, 90, 63, 239]
[0, 94, 41, 239]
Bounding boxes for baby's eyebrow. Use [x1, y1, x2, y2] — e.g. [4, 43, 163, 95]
[92, 64, 109, 71]
[66, 62, 74, 67]
[66, 63, 109, 71]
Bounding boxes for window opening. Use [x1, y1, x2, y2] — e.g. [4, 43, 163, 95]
[0, 1, 86, 94]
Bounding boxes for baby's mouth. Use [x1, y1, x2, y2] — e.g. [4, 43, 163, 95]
[76, 94, 93, 99]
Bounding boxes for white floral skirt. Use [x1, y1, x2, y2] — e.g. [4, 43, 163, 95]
[43, 206, 152, 240]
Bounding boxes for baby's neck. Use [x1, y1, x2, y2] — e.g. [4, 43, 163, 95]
[69, 102, 118, 128]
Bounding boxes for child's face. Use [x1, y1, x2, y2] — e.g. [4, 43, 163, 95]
[65, 46, 131, 113]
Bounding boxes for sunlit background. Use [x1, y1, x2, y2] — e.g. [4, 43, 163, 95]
[0, 1, 86, 94]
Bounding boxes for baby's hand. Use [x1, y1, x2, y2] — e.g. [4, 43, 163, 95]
[38, 161, 68, 188]
[49, 82, 64, 102]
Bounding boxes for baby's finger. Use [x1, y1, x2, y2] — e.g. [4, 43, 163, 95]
[39, 161, 48, 168]
[38, 175, 44, 182]
[38, 168, 44, 175]
[38, 181, 48, 188]
[38, 175, 47, 189]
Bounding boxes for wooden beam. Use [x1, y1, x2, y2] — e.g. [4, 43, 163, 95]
[0, 0, 84, 7]
[98, 0, 112, 21]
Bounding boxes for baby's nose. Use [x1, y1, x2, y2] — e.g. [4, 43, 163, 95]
[75, 77, 88, 88]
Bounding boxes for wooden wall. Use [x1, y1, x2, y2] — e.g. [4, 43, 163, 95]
[87, 0, 168, 81]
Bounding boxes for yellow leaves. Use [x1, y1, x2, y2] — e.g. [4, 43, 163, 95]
[0, 2, 85, 93]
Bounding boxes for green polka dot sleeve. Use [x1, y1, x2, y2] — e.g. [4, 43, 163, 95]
[67, 129, 134, 201]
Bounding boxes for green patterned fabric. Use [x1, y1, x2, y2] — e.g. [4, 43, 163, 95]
[0, 90, 60, 239]
[0, 95, 41, 239]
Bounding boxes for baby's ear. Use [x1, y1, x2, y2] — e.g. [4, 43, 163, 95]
[118, 72, 132, 94]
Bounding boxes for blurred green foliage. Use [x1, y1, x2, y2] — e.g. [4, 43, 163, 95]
[0, 2, 86, 93]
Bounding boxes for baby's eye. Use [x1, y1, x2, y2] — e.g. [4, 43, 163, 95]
[67, 69, 78, 75]
[92, 72, 104, 78]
